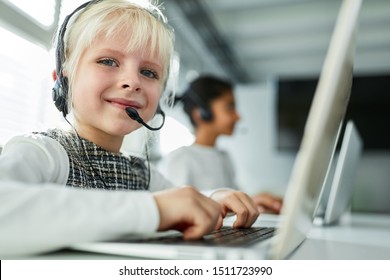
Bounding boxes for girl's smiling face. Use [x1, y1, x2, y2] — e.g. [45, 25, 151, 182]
[70, 29, 165, 151]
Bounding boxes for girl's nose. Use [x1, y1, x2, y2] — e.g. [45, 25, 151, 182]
[122, 83, 140, 91]
[121, 70, 141, 92]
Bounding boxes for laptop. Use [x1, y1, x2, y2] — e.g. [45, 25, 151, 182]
[314, 120, 363, 226]
[71, 0, 362, 260]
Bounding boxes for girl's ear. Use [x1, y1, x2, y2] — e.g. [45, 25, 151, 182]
[53, 69, 69, 82]
[52, 70, 57, 81]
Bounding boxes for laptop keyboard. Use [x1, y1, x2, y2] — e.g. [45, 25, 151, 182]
[132, 226, 276, 247]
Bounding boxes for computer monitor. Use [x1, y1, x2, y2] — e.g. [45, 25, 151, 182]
[271, 0, 361, 259]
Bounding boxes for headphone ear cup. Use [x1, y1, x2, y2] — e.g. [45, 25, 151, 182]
[185, 88, 213, 121]
[52, 77, 69, 116]
[199, 107, 213, 121]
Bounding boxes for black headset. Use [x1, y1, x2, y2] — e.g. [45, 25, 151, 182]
[52, 0, 165, 131]
[52, 1, 94, 117]
[185, 87, 213, 121]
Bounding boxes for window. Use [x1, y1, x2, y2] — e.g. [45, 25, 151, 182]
[0, 0, 59, 49]
[0, 26, 61, 145]
[0, 0, 92, 146]
[4, 0, 56, 27]
[159, 117, 194, 155]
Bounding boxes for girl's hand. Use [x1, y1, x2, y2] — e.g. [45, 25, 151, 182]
[252, 192, 283, 214]
[153, 186, 221, 240]
[210, 190, 259, 229]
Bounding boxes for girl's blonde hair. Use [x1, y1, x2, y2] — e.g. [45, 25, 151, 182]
[58, 0, 175, 111]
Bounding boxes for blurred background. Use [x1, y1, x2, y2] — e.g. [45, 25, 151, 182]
[0, 0, 389, 213]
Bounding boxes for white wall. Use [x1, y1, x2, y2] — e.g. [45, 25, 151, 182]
[218, 80, 293, 197]
[218, 80, 390, 213]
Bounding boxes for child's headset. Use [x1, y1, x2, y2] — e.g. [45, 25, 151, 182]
[51, 0, 166, 131]
[52, 1, 95, 118]
[185, 87, 213, 121]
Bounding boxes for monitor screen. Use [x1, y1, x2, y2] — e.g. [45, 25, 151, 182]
[277, 74, 390, 151]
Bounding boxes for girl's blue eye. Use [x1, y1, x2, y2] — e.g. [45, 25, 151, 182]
[98, 58, 118, 67]
[141, 69, 159, 79]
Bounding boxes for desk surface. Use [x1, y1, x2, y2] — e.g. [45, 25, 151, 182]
[290, 212, 390, 259]
[20, 213, 390, 260]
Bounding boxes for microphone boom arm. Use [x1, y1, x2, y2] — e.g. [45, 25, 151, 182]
[125, 107, 165, 131]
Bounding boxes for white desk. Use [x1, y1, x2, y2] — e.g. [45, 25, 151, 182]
[290, 213, 390, 259]
[14, 213, 390, 260]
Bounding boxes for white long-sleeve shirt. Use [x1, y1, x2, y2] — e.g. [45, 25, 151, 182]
[161, 143, 238, 191]
[0, 133, 193, 258]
